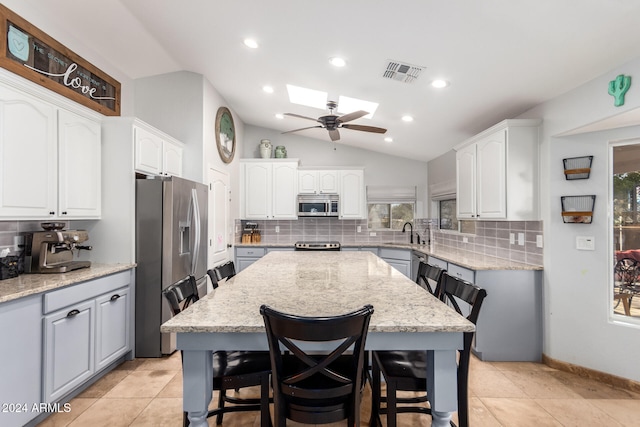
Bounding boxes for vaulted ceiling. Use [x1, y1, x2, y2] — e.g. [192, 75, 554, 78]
[14, 0, 640, 161]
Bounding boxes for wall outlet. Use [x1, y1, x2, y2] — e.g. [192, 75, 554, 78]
[576, 236, 595, 251]
[509, 233, 515, 245]
[357, 225, 362, 233]
[13, 235, 24, 251]
[275, 226, 280, 233]
[462, 236, 468, 243]
[536, 235, 543, 248]
[369, 232, 377, 237]
[517, 232, 525, 246]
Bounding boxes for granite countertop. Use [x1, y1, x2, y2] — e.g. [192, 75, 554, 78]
[161, 251, 474, 334]
[234, 242, 543, 271]
[0, 263, 136, 303]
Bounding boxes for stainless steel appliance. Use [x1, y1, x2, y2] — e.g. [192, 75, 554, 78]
[23, 225, 92, 273]
[295, 241, 341, 251]
[297, 194, 339, 217]
[135, 176, 208, 357]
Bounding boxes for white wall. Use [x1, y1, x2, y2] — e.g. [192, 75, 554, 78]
[515, 55, 640, 381]
[243, 125, 429, 216]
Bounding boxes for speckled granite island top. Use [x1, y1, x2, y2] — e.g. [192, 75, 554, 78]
[161, 251, 473, 334]
[0, 263, 136, 303]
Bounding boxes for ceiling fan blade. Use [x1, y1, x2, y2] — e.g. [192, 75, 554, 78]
[328, 129, 341, 141]
[281, 126, 323, 135]
[341, 124, 387, 134]
[283, 112, 319, 122]
[337, 110, 368, 123]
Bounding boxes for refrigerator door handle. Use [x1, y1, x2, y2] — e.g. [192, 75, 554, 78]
[190, 188, 201, 276]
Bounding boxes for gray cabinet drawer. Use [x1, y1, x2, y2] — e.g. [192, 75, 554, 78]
[427, 256, 448, 270]
[447, 263, 475, 283]
[236, 247, 266, 257]
[378, 248, 411, 261]
[44, 271, 130, 314]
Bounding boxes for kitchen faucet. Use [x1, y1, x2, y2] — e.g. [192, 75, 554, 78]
[402, 222, 413, 244]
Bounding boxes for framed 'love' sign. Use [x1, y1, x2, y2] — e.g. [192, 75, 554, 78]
[0, 4, 121, 116]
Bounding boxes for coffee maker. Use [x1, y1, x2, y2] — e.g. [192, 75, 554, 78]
[24, 223, 92, 273]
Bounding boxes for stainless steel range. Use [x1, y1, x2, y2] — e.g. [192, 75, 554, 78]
[294, 241, 341, 251]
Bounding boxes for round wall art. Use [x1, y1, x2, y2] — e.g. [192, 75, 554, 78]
[215, 106, 236, 163]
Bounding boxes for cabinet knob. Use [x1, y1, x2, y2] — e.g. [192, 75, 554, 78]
[49, 211, 55, 215]
[66, 309, 80, 318]
[61, 211, 67, 215]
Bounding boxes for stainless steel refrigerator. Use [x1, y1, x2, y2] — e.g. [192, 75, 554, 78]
[135, 176, 208, 357]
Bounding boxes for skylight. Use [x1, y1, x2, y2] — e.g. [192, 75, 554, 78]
[337, 96, 378, 119]
[286, 85, 327, 109]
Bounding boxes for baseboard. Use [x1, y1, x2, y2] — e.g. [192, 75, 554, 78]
[542, 353, 640, 393]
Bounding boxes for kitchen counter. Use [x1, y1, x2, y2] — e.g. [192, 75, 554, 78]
[0, 263, 136, 303]
[234, 242, 542, 271]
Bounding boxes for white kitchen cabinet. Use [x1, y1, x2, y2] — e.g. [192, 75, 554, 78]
[43, 270, 133, 402]
[455, 119, 541, 220]
[0, 295, 42, 427]
[298, 169, 339, 194]
[58, 109, 102, 218]
[0, 83, 57, 218]
[0, 82, 101, 220]
[241, 160, 298, 219]
[134, 124, 183, 177]
[339, 169, 365, 219]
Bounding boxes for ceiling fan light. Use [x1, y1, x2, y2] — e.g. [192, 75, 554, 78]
[329, 57, 346, 67]
[431, 79, 449, 88]
[275, 113, 284, 119]
[402, 115, 414, 122]
[243, 38, 259, 49]
[262, 85, 274, 93]
[384, 137, 394, 143]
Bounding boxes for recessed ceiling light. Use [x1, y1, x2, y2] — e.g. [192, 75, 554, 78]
[337, 96, 378, 118]
[262, 85, 274, 93]
[431, 79, 449, 88]
[329, 57, 346, 67]
[286, 84, 328, 109]
[402, 115, 414, 122]
[384, 137, 393, 143]
[275, 113, 284, 119]
[243, 38, 259, 49]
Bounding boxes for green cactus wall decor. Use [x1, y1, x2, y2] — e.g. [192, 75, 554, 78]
[608, 74, 631, 107]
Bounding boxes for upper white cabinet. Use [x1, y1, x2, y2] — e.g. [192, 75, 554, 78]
[58, 109, 102, 218]
[134, 124, 183, 177]
[455, 119, 541, 220]
[298, 169, 339, 194]
[241, 159, 299, 219]
[339, 169, 365, 219]
[0, 82, 101, 220]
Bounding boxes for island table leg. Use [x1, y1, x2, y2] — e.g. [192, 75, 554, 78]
[182, 349, 213, 427]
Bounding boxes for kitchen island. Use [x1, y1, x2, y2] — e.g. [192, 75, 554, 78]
[162, 251, 473, 427]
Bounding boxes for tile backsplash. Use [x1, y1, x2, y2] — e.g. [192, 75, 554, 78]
[0, 220, 62, 255]
[235, 218, 543, 266]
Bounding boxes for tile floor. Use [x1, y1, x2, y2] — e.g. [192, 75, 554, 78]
[36, 351, 640, 427]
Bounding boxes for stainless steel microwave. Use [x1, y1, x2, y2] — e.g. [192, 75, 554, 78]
[297, 194, 339, 217]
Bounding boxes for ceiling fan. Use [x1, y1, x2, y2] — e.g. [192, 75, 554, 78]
[282, 101, 387, 141]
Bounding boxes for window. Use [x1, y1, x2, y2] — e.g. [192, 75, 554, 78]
[439, 199, 458, 230]
[367, 202, 415, 230]
[366, 186, 416, 230]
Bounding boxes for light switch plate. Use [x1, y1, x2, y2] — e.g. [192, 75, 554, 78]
[517, 232, 525, 246]
[357, 225, 362, 233]
[275, 226, 280, 233]
[576, 236, 595, 251]
[536, 235, 543, 248]
[509, 233, 515, 244]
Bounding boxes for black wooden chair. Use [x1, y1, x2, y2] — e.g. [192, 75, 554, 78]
[207, 260, 236, 289]
[416, 261, 446, 297]
[370, 273, 487, 427]
[163, 276, 272, 426]
[260, 304, 374, 427]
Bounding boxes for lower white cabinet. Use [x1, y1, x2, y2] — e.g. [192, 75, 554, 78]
[43, 271, 132, 403]
[0, 295, 42, 427]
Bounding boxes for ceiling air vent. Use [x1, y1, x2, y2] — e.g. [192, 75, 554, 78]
[383, 60, 424, 83]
